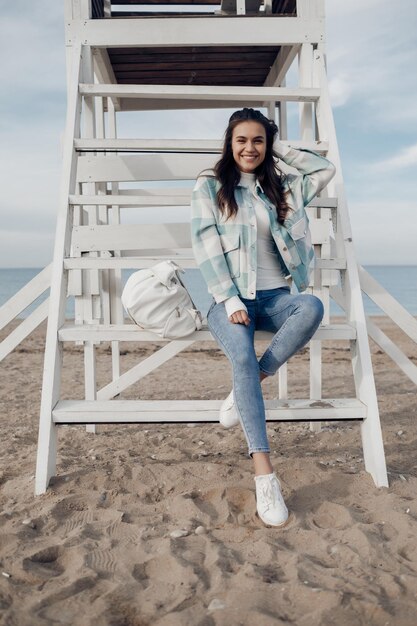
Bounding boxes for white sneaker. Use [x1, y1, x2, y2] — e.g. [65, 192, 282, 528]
[219, 390, 240, 429]
[254, 472, 289, 527]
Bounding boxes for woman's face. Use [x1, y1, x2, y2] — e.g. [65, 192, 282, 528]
[231, 120, 267, 173]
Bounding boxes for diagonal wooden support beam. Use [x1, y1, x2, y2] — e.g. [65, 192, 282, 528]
[366, 317, 417, 386]
[97, 338, 196, 400]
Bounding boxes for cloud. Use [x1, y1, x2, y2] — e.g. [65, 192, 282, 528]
[326, 0, 417, 130]
[370, 144, 417, 172]
[328, 74, 352, 107]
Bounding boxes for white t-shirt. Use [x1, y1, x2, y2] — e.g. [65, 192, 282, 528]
[223, 171, 288, 318]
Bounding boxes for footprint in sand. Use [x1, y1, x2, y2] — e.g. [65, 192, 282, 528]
[34, 576, 97, 624]
[85, 548, 118, 579]
[49, 495, 92, 527]
[61, 510, 95, 536]
[398, 542, 417, 571]
[105, 518, 143, 547]
[170, 486, 255, 527]
[128, 553, 200, 614]
[311, 501, 353, 530]
[22, 545, 65, 581]
[0, 589, 12, 611]
[132, 562, 150, 588]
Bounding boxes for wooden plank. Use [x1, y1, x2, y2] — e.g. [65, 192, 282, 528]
[309, 219, 330, 245]
[110, 55, 277, 69]
[75, 138, 222, 152]
[100, 96, 124, 382]
[278, 362, 288, 399]
[313, 48, 388, 488]
[70, 17, 324, 48]
[358, 264, 417, 344]
[92, 48, 121, 111]
[110, 0, 273, 5]
[264, 42, 298, 90]
[76, 152, 339, 184]
[71, 211, 329, 252]
[52, 398, 367, 423]
[69, 193, 193, 206]
[114, 69, 267, 80]
[68, 193, 337, 208]
[70, 217, 332, 253]
[0, 300, 49, 362]
[71, 223, 192, 253]
[110, 6, 294, 13]
[76, 153, 216, 182]
[109, 0, 293, 7]
[81, 44, 101, 317]
[74, 138, 330, 154]
[35, 43, 83, 496]
[84, 341, 98, 433]
[69, 191, 336, 207]
[0, 264, 51, 331]
[64, 255, 345, 271]
[116, 98, 301, 112]
[299, 42, 314, 145]
[108, 0, 295, 7]
[97, 339, 196, 400]
[58, 323, 356, 342]
[64, 256, 199, 270]
[107, 45, 279, 56]
[79, 83, 321, 101]
[366, 317, 417, 386]
[309, 339, 322, 432]
[119, 187, 194, 196]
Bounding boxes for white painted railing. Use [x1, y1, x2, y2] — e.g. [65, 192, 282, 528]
[0, 264, 52, 362]
[0, 260, 415, 391]
[358, 264, 417, 385]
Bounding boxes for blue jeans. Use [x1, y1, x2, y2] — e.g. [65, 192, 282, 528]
[207, 287, 324, 457]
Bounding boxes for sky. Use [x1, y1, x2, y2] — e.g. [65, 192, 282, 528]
[0, 0, 416, 268]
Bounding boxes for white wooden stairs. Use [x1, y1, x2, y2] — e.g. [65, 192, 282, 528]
[32, 0, 394, 494]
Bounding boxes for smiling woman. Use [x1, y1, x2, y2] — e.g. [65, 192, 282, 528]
[190, 106, 336, 527]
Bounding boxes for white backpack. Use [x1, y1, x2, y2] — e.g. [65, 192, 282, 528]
[121, 260, 203, 339]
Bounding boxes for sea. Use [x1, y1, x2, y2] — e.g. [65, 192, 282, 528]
[1, 266, 416, 320]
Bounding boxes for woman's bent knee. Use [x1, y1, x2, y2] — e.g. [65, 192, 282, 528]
[299, 294, 324, 324]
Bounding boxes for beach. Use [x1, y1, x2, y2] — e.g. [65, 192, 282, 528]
[0, 317, 417, 625]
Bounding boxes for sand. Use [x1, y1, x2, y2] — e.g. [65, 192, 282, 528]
[0, 317, 417, 626]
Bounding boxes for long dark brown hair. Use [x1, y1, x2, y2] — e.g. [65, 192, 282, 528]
[198, 108, 290, 224]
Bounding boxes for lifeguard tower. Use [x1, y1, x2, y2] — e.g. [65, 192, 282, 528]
[2, 0, 417, 494]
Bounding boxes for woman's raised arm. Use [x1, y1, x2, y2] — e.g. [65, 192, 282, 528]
[273, 137, 336, 207]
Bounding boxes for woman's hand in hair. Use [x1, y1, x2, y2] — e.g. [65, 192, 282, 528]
[229, 309, 251, 326]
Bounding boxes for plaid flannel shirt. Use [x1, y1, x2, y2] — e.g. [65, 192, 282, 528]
[190, 139, 336, 303]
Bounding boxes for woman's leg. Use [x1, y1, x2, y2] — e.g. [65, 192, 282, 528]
[207, 299, 271, 461]
[256, 289, 324, 376]
[208, 297, 290, 527]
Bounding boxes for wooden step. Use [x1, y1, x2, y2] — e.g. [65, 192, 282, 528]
[52, 398, 367, 424]
[74, 138, 222, 153]
[68, 193, 337, 208]
[58, 322, 356, 342]
[79, 84, 321, 103]
[63, 256, 345, 270]
[70, 220, 331, 254]
[73, 138, 330, 154]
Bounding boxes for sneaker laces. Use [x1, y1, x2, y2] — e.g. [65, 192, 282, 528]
[257, 476, 281, 513]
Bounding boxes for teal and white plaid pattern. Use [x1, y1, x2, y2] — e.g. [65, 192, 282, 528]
[190, 143, 336, 303]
